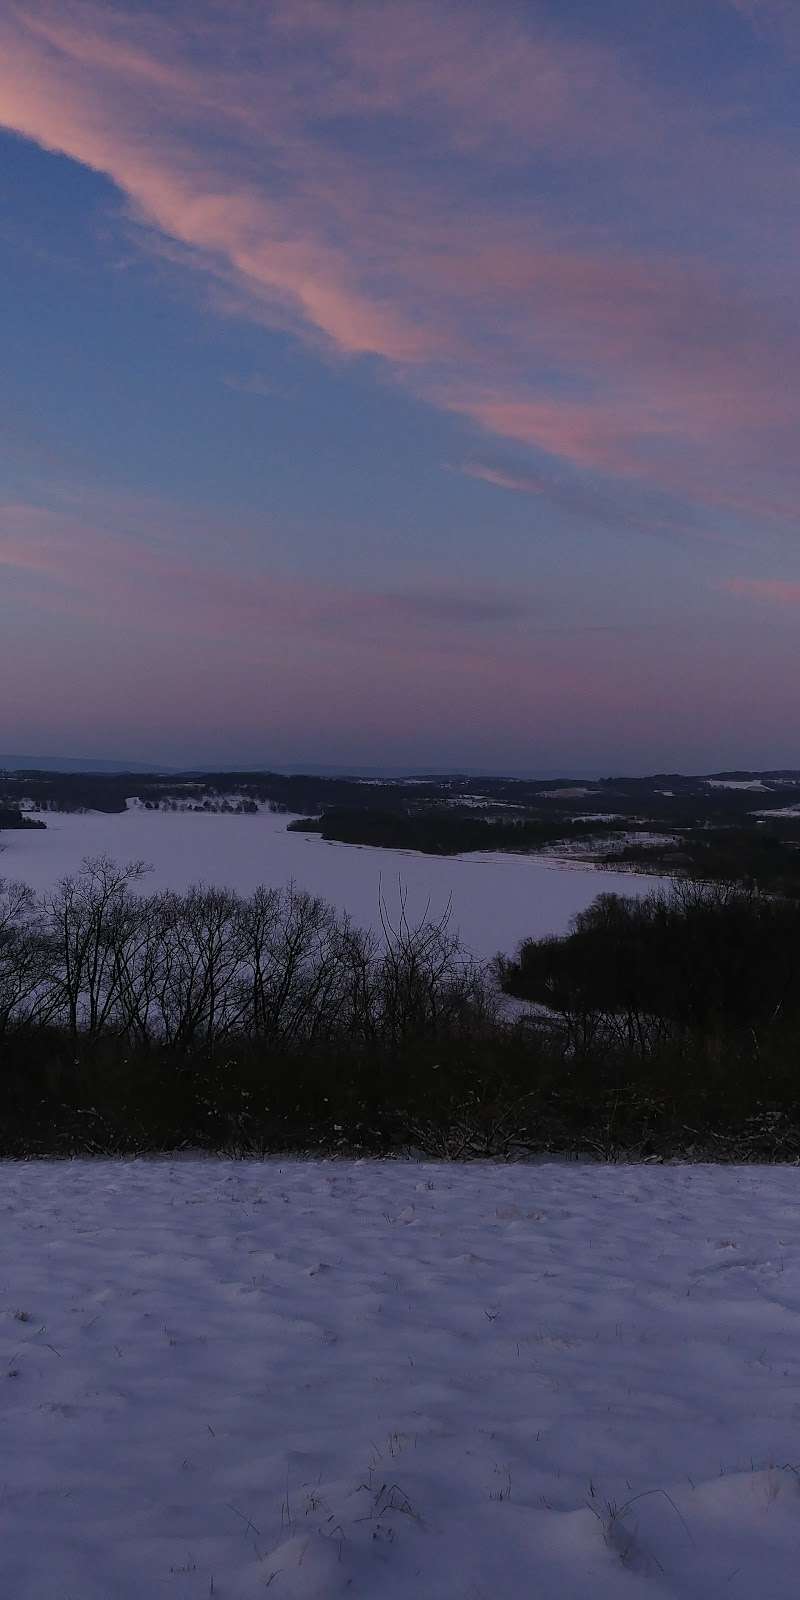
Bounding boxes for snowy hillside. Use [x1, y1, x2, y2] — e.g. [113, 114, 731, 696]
[2, 1158, 800, 1597]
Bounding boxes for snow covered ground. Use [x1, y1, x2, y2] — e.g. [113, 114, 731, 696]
[2, 1158, 800, 1599]
[0, 809, 664, 961]
[706, 779, 768, 792]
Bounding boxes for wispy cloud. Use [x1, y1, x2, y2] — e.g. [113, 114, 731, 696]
[0, 499, 536, 648]
[1, 0, 797, 528]
[456, 463, 551, 496]
[723, 577, 800, 606]
[454, 460, 754, 555]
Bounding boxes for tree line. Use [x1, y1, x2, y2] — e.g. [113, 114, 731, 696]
[0, 806, 45, 831]
[3, 861, 800, 1158]
[0, 858, 498, 1154]
[0, 858, 489, 1048]
[288, 808, 620, 856]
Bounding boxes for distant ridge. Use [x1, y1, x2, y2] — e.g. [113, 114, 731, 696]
[1, 758, 602, 779]
[0, 756, 173, 775]
[4, 755, 799, 782]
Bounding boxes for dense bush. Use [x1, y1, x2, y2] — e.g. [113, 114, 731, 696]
[0, 807, 45, 831]
[498, 882, 800, 1042]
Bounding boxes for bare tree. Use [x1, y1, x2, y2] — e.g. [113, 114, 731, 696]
[0, 878, 50, 1035]
[43, 856, 149, 1041]
[376, 879, 491, 1046]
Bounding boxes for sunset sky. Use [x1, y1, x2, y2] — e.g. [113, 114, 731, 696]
[1, 0, 798, 772]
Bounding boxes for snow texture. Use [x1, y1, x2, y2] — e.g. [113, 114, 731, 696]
[0, 809, 663, 960]
[2, 1158, 800, 1598]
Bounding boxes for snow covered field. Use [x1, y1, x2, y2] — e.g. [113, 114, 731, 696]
[0, 809, 663, 960]
[2, 1159, 800, 1598]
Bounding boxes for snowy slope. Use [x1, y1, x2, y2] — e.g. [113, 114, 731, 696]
[0, 808, 664, 960]
[2, 1159, 800, 1597]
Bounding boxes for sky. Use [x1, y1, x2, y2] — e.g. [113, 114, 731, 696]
[1, 0, 799, 773]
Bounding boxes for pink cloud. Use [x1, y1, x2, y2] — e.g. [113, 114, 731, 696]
[453, 460, 750, 554]
[0, 13, 436, 363]
[435, 241, 800, 495]
[1, 496, 567, 760]
[0, 0, 797, 524]
[0, 500, 536, 654]
[8, 555, 800, 770]
[723, 578, 800, 606]
[269, 0, 648, 155]
[457, 463, 552, 496]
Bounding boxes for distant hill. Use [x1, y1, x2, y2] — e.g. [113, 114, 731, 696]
[3, 754, 799, 783]
[0, 756, 173, 775]
[0, 757, 604, 779]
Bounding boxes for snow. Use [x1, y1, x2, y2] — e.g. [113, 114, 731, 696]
[706, 780, 767, 792]
[0, 809, 665, 961]
[538, 786, 600, 798]
[444, 794, 507, 809]
[543, 830, 677, 861]
[2, 1158, 800, 1598]
[568, 812, 623, 822]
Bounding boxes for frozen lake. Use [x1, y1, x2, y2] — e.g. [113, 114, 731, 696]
[1, 808, 664, 961]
